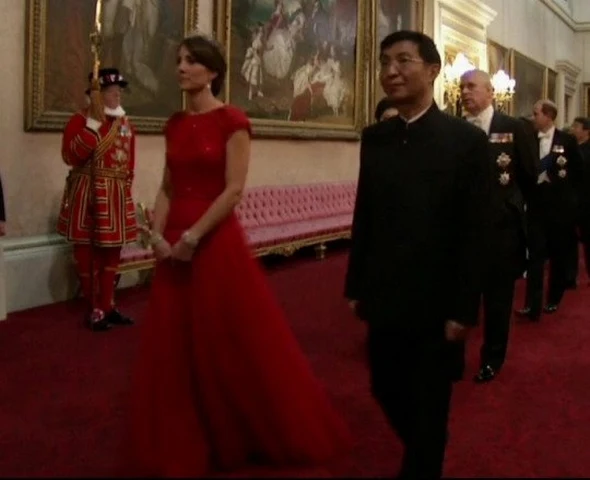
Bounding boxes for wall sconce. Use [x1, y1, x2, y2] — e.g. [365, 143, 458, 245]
[443, 53, 476, 115]
[490, 69, 516, 112]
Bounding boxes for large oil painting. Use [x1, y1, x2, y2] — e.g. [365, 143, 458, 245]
[487, 39, 510, 76]
[547, 68, 557, 103]
[214, 0, 367, 139]
[511, 50, 545, 119]
[368, 0, 422, 122]
[24, 0, 198, 133]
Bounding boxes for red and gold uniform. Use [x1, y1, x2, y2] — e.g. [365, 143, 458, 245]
[57, 97, 137, 324]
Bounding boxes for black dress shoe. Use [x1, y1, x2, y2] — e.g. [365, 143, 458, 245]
[515, 307, 540, 322]
[105, 309, 134, 326]
[474, 364, 497, 383]
[87, 309, 111, 332]
[543, 304, 559, 314]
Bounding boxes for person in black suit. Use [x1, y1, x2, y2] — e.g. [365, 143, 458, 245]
[344, 31, 490, 479]
[516, 100, 583, 320]
[571, 116, 590, 279]
[459, 69, 537, 383]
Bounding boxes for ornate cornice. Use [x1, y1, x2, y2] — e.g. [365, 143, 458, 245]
[555, 60, 582, 96]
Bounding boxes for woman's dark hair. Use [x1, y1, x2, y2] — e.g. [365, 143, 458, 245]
[179, 35, 227, 97]
[374, 97, 397, 122]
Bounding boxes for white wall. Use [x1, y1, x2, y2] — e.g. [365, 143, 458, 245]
[484, 0, 581, 70]
[571, 0, 590, 22]
[483, 0, 584, 122]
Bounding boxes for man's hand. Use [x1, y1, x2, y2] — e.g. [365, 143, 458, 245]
[445, 319, 469, 342]
[88, 79, 105, 123]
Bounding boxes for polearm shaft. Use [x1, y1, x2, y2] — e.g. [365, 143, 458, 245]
[89, 0, 102, 315]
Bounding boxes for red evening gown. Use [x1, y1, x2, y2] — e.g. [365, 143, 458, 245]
[126, 105, 353, 477]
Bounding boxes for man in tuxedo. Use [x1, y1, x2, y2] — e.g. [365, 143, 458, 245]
[516, 100, 583, 320]
[345, 30, 490, 479]
[459, 69, 537, 383]
[571, 116, 590, 279]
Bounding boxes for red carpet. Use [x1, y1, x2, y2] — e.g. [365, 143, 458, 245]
[1, 250, 589, 477]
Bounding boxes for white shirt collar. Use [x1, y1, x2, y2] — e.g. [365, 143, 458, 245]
[538, 125, 555, 140]
[399, 105, 431, 124]
[466, 104, 494, 134]
[105, 105, 126, 117]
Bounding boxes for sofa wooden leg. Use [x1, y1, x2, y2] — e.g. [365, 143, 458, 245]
[315, 243, 327, 260]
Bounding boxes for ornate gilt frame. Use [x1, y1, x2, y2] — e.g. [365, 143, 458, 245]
[367, 0, 424, 123]
[24, 0, 199, 133]
[213, 0, 367, 140]
[487, 39, 513, 114]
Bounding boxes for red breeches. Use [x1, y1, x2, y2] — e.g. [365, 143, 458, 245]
[73, 244, 121, 312]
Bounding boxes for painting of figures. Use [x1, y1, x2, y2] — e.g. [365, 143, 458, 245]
[24, 0, 198, 133]
[512, 50, 546, 119]
[215, 0, 367, 139]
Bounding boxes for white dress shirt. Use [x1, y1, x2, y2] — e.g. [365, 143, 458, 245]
[538, 126, 555, 159]
[465, 104, 494, 135]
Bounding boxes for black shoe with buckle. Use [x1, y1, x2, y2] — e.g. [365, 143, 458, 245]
[105, 308, 134, 326]
[87, 308, 111, 332]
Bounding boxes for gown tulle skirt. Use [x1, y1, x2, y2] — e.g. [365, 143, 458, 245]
[124, 203, 353, 477]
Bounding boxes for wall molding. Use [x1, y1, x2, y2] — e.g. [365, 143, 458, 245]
[2, 234, 142, 315]
[556, 59, 582, 96]
[432, 0, 497, 105]
[540, 0, 590, 31]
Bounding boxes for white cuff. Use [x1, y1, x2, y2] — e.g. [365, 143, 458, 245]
[85, 118, 102, 132]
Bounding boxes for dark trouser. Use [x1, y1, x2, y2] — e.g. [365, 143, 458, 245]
[367, 326, 462, 479]
[565, 228, 579, 286]
[479, 273, 515, 370]
[525, 213, 574, 314]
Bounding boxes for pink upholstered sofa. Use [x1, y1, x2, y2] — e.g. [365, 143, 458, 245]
[117, 180, 357, 276]
[235, 181, 357, 258]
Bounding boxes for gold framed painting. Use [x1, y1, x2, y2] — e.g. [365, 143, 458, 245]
[546, 68, 558, 103]
[368, 0, 423, 122]
[487, 39, 510, 76]
[214, 0, 367, 140]
[24, 0, 199, 133]
[511, 49, 545, 119]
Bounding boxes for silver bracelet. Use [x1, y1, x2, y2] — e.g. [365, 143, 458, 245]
[181, 230, 199, 247]
[149, 231, 164, 246]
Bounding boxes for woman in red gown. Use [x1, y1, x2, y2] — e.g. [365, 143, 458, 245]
[126, 34, 353, 477]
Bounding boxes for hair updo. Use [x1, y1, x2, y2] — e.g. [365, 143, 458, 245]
[179, 33, 226, 97]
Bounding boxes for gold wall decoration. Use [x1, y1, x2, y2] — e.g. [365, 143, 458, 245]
[214, 0, 368, 140]
[24, 0, 199, 133]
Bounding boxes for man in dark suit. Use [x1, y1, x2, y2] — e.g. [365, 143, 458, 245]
[571, 116, 590, 279]
[516, 100, 583, 320]
[345, 31, 490, 479]
[459, 70, 537, 383]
